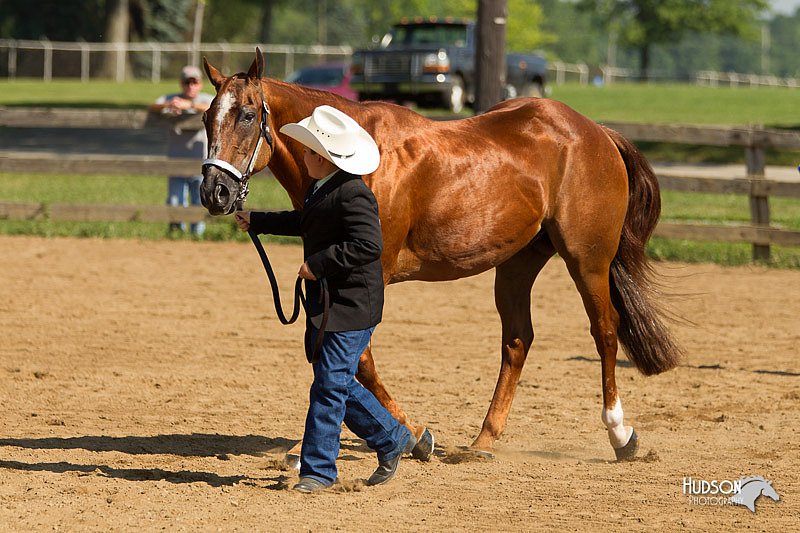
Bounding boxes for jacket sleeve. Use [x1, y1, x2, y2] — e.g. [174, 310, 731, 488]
[305, 183, 383, 279]
[249, 210, 302, 236]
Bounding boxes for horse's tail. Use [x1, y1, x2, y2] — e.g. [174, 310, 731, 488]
[602, 125, 683, 376]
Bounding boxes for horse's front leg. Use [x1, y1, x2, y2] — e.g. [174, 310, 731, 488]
[356, 345, 434, 460]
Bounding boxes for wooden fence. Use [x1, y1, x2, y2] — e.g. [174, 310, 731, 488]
[1, 107, 800, 260]
[602, 121, 800, 260]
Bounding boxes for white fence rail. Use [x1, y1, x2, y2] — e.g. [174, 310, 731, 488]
[3, 39, 798, 90]
[695, 70, 800, 89]
[0, 39, 352, 82]
[548, 61, 589, 85]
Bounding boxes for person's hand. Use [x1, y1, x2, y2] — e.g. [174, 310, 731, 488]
[170, 97, 193, 112]
[298, 262, 317, 280]
[234, 211, 251, 231]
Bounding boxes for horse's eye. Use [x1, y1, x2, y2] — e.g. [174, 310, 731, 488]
[243, 111, 256, 122]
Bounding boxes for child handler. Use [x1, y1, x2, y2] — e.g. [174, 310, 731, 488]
[235, 105, 415, 493]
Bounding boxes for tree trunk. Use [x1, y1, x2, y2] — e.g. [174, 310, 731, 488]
[475, 0, 507, 114]
[259, 1, 273, 43]
[638, 44, 650, 81]
[317, 0, 327, 45]
[191, 0, 206, 67]
[100, 0, 130, 80]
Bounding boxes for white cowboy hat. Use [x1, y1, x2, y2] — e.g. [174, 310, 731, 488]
[279, 105, 380, 175]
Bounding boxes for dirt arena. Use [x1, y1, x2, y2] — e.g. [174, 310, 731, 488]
[1, 235, 796, 531]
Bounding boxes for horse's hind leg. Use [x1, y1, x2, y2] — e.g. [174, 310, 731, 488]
[472, 242, 554, 451]
[553, 232, 638, 460]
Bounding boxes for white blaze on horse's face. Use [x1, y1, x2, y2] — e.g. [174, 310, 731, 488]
[207, 91, 235, 160]
[200, 89, 249, 216]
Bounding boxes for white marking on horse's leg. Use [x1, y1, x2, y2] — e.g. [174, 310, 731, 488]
[601, 397, 634, 449]
[208, 92, 234, 159]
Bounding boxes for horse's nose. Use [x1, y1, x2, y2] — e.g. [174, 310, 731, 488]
[214, 183, 230, 206]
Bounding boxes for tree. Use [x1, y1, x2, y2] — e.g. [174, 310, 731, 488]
[577, 0, 769, 79]
[99, 0, 132, 79]
[99, 0, 193, 79]
[0, 0, 106, 40]
[506, 0, 552, 52]
[769, 9, 800, 77]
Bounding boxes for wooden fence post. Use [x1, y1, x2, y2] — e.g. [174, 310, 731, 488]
[746, 125, 770, 261]
[475, 0, 507, 114]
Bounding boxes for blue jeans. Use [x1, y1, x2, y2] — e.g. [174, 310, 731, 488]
[300, 327, 411, 485]
[167, 176, 205, 235]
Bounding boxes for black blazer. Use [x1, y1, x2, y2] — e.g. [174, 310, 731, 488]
[249, 171, 384, 332]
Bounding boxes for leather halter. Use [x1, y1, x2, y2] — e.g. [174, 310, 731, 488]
[202, 90, 274, 206]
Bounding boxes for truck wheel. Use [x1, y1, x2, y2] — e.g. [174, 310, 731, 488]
[446, 76, 465, 113]
[522, 80, 545, 98]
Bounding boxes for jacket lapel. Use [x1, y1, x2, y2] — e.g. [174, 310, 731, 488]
[303, 170, 352, 211]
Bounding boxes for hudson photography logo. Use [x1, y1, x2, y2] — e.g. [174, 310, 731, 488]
[683, 475, 781, 512]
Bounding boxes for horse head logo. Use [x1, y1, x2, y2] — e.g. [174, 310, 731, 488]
[729, 476, 780, 513]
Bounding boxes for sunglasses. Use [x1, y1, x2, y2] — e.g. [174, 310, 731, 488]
[183, 78, 201, 85]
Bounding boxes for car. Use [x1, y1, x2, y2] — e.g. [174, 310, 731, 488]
[285, 62, 357, 100]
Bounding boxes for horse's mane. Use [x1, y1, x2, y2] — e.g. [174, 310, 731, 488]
[739, 475, 768, 487]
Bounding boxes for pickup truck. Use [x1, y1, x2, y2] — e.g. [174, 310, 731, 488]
[350, 18, 548, 113]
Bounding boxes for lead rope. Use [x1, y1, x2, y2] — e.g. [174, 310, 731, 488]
[247, 229, 328, 363]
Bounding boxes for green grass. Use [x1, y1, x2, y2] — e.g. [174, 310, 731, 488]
[660, 190, 800, 229]
[0, 80, 180, 108]
[548, 82, 800, 128]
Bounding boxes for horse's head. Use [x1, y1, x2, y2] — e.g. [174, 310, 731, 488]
[200, 49, 275, 215]
[761, 480, 780, 502]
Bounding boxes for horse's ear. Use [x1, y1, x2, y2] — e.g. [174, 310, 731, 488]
[203, 56, 225, 91]
[247, 47, 264, 81]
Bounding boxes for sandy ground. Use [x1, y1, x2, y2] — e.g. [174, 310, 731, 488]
[0, 235, 797, 531]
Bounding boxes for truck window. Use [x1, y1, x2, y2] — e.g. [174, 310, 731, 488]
[387, 24, 468, 48]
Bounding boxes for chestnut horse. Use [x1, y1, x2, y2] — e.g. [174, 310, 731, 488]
[199, 50, 681, 461]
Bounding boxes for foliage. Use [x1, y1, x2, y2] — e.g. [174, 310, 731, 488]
[577, 0, 769, 48]
[575, 0, 770, 78]
[768, 10, 800, 77]
[506, 0, 552, 51]
[204, 0, 550, 51]
[538, 0, 606, 64]
[0, 0, 192, 42]
[0, 0, 106, 40]
[142, 0, 194, 42]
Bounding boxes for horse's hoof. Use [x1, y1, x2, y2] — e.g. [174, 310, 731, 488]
[468, 448, 495, 460]
[411, 428, 435, 461]
[613, 428, 638, 461]
[284, 453, 301, 471]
